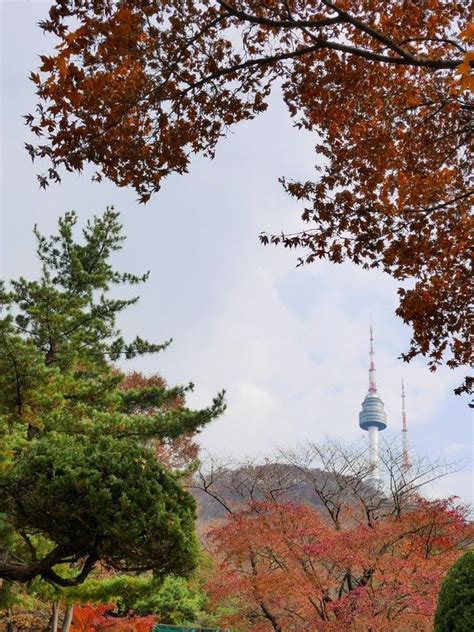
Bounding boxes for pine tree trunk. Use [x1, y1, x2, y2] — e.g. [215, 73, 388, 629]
[61, 604, 74, 632]
[6, 608, 15, 632]
[50, 602, 60, 632]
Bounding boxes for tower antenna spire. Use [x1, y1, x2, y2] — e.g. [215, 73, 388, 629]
[368, 319, 377, 394]
[401, 380, 410, 469]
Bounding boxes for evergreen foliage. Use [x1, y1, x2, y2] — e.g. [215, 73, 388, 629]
[20, 568, 219, 627]
[435, 550, 474, 632]
[132, 575, 206, 624]
[0, 209, 225, 587]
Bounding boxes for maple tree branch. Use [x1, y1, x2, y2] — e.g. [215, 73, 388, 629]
[308, 595, 327, 620]
[249, 553, 284, 632]
[215, 0, 461, 70]
[178, 39, 460, 100]
[160, 13, 229, 86]
[400, 36, 466, 53]
[319, 37, 460, 70]
[262, 188, 473, 252]
[217, 0, 343, 30]
[320, 0, 420, 62]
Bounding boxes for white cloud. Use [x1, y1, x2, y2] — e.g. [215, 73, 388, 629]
[445, 442, 470, 456]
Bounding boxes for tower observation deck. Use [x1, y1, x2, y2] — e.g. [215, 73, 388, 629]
[359, 324, 387, 479]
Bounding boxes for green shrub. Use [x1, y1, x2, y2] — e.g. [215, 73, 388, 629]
[435, 550, 474, 632]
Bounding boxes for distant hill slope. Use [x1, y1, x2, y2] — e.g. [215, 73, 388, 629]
[189, 462, 365, 525]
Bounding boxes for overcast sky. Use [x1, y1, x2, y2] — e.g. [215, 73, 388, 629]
[1, 1, 472, 502]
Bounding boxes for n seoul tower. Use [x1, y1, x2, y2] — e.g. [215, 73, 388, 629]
[359, 324, 387, 480]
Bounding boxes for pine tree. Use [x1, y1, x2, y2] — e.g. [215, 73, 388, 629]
[0, 209, 225, 587]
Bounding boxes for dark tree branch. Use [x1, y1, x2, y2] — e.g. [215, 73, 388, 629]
[320, 0, 420, 62]
[42, 553, 98, 587]
[0, 540, 100, 587]
[213, 0, 461, 72]
[400, 36, 466, 53]
[177, 38, 460, 102]
[18, 531, 37, 562]
[218, 0, 343, 30]
[0, 544, 73, 583]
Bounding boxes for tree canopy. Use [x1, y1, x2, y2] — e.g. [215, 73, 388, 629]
[206, 498, 472, 630]
[25, 1, 474, 393]
[0, 209, 225, 587]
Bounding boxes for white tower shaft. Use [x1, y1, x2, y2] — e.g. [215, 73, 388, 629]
[368, 426, 380, 478]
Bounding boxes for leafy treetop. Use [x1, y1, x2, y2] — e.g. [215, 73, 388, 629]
[26, 1, 473, 392]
